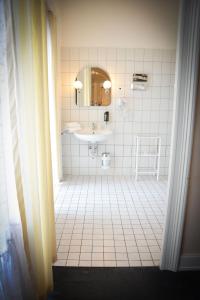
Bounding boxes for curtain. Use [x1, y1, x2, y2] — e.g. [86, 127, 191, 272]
[0, 0, 57, 299]
[0, 227, 36, 300]
[47, 10, 63, 186]
[0, 1, 35, 298]
[12, 0, 57, 297]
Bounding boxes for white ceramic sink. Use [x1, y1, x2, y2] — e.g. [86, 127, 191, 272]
[74, 128, 112, 143]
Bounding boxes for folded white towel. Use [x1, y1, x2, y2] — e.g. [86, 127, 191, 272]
[62, 122, 81, 134]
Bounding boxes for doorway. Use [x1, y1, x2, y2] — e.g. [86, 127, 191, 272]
[49, 0, 200, 271]
[52, 0, 178, 268]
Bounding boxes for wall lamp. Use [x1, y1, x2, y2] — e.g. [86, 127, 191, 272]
[73, 79, 83, 92]
[74, 79, 83, 105]
[103, 80, 111, 94]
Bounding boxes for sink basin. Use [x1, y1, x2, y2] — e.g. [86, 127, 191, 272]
[74, 128, 112, 143]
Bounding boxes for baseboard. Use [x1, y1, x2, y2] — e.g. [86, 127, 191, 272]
[179, 254, 200, 270]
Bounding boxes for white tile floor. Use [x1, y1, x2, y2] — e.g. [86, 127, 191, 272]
[54, 175, 167, 267]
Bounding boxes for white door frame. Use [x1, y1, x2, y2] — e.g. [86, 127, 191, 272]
[160, 0, 200, 271]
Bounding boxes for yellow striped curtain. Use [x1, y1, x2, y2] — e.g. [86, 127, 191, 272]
[7, 0, 57, 298]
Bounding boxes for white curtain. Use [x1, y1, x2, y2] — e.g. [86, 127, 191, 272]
[0, 0, 57, 299]
[0, 1, 35, 299]
[47, 10, 63, 187]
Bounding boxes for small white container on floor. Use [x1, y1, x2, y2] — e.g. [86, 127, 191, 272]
[101, 152, 111, 169]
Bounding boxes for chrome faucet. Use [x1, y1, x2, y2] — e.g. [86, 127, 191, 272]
[92, 122, 96, 133]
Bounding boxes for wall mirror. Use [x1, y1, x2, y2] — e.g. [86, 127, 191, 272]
[74, 67, 111, 107]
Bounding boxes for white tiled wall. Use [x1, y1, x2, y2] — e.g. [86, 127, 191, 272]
[60, 47, 175, 177]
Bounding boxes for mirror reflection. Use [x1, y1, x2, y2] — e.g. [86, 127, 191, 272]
[74, 67, 111, 107]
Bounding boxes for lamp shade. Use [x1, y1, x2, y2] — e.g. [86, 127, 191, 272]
[74, 80, 83, 89]
[103, 80, 111, 89]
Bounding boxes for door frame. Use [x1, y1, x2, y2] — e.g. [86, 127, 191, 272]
[160, 0, 200, 271]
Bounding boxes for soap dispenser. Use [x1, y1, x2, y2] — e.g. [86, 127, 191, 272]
[104, 111, 109, 122]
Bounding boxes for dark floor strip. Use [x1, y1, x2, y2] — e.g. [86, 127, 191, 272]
[49, 266, 200, 300]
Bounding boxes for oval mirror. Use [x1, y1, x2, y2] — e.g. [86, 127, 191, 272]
[74, 67, 111, 106]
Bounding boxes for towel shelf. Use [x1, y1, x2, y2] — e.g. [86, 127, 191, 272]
[135, 136, 161, 181]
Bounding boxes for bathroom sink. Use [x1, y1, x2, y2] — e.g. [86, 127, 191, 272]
[74, 128, 112, 143]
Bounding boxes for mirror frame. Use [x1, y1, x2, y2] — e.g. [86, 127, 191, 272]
[74, 66, 112, 107]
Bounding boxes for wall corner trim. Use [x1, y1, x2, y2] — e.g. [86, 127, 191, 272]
[179, 255, 200, 271]
[160, 0, 200, 271]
